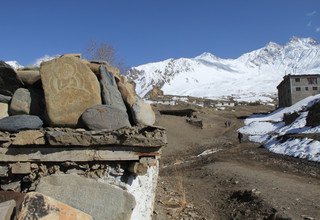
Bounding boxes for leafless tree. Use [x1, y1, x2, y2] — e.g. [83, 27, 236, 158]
[84, 40, 128, 74]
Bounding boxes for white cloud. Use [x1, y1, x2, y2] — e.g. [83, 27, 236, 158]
[307, 21, 312, 27]
[307, 11, 317, 16]
[316, 27, 320, 33]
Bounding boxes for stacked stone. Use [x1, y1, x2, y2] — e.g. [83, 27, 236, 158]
[0, 55, 155, 132]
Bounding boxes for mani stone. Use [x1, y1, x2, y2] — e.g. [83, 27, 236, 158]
[17, 192, 93, 220]
[0, 199, 16, 220]
[80, 105, 131, 131]
[0, 115, 43, 132]
[0, 103, 8, 119]
[40, 56, 101, 127]
[131, 97, 156, 126]
[10, 88, 43, 116]
[16, 70, 41, 86]
[0, 61, 24, 96]
[36, 174, 136, 220]
[99, 66, 127, 112]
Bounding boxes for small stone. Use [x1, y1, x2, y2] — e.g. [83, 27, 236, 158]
[131, 96, 155, 126]
[10, 162, 31, 174]
[91, 164, 100, 170]
[66, 169, 85, 175]
[0, 94, 11, 104]
[0, 103, 8, 119]
[0, 166, 8, 177]
[12, 130, 45, 145]
[1, 181, 21, 191]
[0, 199, 16, 220]
[16, 70, 41, 86]
[10, 88, 44, 116]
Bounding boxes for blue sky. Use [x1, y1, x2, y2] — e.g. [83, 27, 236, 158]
[1, 0, 320, 67]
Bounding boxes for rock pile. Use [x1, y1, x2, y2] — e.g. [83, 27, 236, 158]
[0, 55, 155, 130]
[0, 55, 164, 220]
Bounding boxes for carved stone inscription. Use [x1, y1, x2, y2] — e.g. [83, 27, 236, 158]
[40, 57, 101, 127]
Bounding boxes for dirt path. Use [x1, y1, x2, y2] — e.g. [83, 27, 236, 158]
[152, 105, 320, 219]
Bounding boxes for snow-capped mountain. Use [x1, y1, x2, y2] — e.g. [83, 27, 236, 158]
[5, 61, 24, 70]
[127, 37, 320, 102]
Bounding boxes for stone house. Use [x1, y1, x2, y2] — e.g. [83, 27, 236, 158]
[277, 74, 320, 107]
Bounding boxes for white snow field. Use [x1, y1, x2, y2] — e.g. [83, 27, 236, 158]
[239, 94, 320, 162]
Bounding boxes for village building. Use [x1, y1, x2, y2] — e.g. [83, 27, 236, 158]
[277, 74, 320, 107]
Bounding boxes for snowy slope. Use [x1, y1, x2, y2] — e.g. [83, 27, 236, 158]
[128, 37, 320, 102]
[239, 94, 320, 162]
[5, 61, 24, 70]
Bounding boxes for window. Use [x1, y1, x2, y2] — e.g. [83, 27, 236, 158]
[295, 78, 300, 82]
[313, 87, 318, 90]
[296, 87, 301, 91]
[305, 87, 309, 91]
[307, 77, 317, 84]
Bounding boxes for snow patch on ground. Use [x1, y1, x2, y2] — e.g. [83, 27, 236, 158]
[240, 94, 320, 162]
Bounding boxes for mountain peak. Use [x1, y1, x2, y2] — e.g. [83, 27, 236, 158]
[287, 36, 318, 46]
[195, 52, 219, 61]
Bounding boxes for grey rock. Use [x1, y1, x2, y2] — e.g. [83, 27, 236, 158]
[36, 174, 136, 220]
[10, 88, 43, 115]
[0, 94, 11, 104]
[99, 65, 127, 112]
[0, 61, 24, 96]
[1, 181, 20, 191]
[0, 199, 16, 220]
[81, 105, 131, 131]
[0, 115, 43, 132]
[0, 166, 8, 177]
[16, 70, 41, 86]
[131, 96, 155, 126]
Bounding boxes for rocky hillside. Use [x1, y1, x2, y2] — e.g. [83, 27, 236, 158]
[127, 37, 320, 102]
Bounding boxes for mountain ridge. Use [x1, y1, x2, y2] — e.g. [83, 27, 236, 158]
[127, 37, 320, 102]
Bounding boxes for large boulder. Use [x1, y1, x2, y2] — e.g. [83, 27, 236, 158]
[17, 192, 92, 220]
[36, 174, 136, 220]
[80, 105, 131, 131]
[99, 66, 127, 112]
[306, 101, 320, 127]
[16, 70, 41, 86]
[131, 97, 155, 126]
[40, 57, 101, 127]
[0, 115, 43, 132]
[0, 61, 24, 96]
[116, 75, 137, 107]
[9, 88, 43, 116]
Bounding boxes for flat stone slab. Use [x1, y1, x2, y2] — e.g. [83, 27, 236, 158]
[36, 174, 136, 220]
[17, 192, 92, 220]
[40, 56, 101, 127]
[0, 199, 16, 220]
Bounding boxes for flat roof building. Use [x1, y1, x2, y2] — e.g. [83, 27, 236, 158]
[277, 74, 320, 107]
